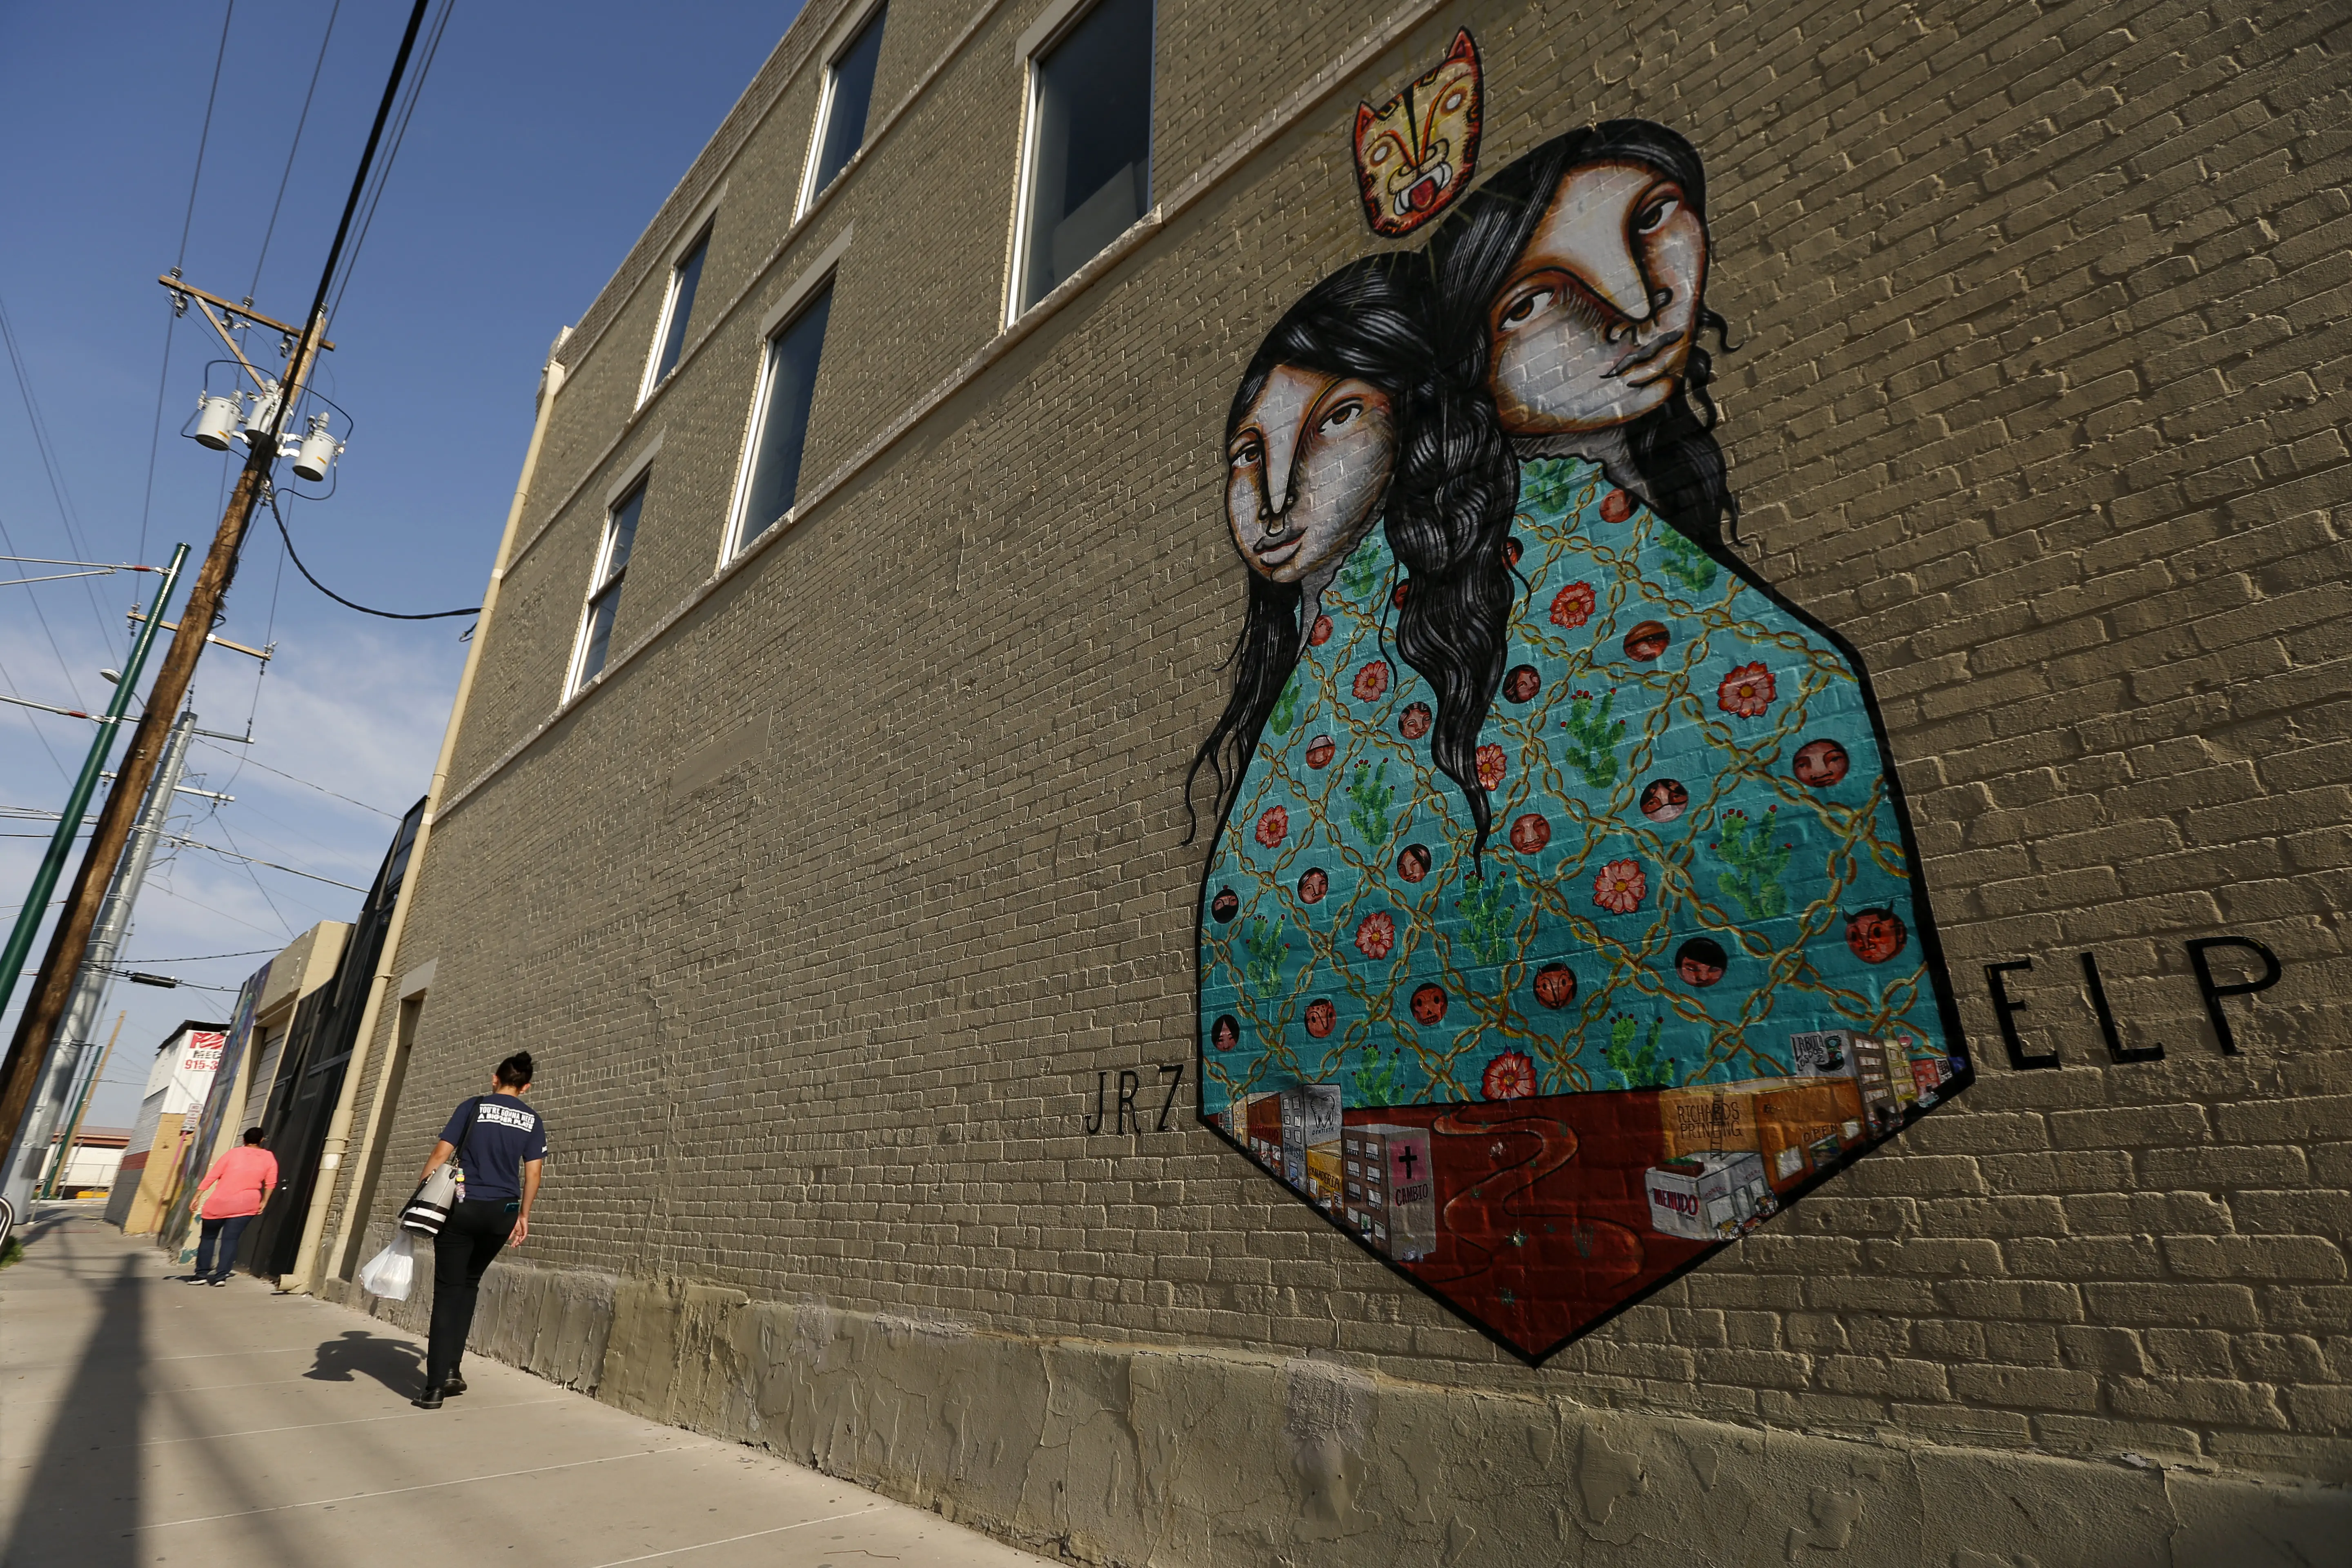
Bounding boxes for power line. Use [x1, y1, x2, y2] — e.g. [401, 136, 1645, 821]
[193, 741, 398, 819]
[248, 0, 343, 303]
[0, 294, 112, 647]
[108, 948, 278, 965]
[176, 2, 237, 272]
[264, 487, 478, 620]
[324, 0, 455, 331]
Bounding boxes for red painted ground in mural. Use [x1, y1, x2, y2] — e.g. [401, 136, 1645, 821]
[1361, 1092, 1708, 1358]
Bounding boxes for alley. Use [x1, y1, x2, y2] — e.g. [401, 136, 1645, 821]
[0, 1206, 1055, 1568]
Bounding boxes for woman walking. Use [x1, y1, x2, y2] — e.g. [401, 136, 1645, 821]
[412, 1051, 545, 1409]
[187, 1127, 277, 1284]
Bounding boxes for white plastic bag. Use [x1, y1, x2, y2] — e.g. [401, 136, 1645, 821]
[357, 1232, 416, 1300]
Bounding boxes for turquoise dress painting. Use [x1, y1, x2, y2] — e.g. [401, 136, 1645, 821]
[1199, 457, 1950, 1116]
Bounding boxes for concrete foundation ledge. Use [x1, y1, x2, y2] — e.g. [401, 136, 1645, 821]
[330, 1244, 616, 1392]
[479, 1270, 2344, 1568]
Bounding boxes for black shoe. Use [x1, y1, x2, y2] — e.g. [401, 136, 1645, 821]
[412, 1383, 445, 1410]
[443, 1373, 467, 1396]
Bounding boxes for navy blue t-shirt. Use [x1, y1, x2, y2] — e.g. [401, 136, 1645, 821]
[441, 1094, 547, 1202]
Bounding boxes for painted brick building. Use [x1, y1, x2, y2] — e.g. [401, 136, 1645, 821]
[295, 1, 2348, 1561]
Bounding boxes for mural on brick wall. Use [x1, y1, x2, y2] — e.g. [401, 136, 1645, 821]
[1189, 107, 1969, 1363]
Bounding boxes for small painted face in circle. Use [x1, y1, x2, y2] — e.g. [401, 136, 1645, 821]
[1211, 1015, 1240, 1051]
[1305, 735, 1337, 769]
[1844, 907, 1909, 964]
[1486, 160, 1710, 436]
[1505, 536, 1524, 567]
[1304, 998, 1337, 1038]
[1675, 936, 1728, 988]
[1211, 888, 1240, 922]
[1533, 962, 1577, 1009]
[1297, 867, 1329, 904]
[1226, 365, 1397, 584]
[1623, 621, 1670, 662]
[1639, 778, 1688, 822]
[1410, 983, 1449, 1025]
[1397, 843, 1432, 882]
[1399, 702, 1433, 740]
[1794, 738, 1850, 787]
[1508, 813, 1551, 854]
[1502, 664, 1541, 703]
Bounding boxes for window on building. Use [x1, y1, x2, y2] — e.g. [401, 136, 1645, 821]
[1013, 0, 1154, 316]
[803, 5, 887, 211]
[734, 286, 835, 553]
[642, 230, 709, 401]
[572, 479, 645, 693]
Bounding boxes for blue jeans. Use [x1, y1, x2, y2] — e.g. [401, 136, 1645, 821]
[195, 1214, 255, 1281]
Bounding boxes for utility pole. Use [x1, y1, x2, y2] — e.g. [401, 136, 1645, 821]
[43, 1011, 124, 1200]
[0, 0, 432, 1189]
[0, 547, 187, 1016]
[6, 710, 196, 1216]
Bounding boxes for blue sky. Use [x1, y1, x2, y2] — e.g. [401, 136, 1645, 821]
[1, 1, 802, 1133]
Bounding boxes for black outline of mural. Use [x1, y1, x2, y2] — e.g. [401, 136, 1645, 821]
[1187, 114, 1970, 1368]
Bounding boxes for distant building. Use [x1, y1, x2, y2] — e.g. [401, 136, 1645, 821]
[105, 1020, 226, 1233]
[40, 1125, 129, 1198]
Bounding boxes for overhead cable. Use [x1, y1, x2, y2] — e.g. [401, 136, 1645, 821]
[264, 488, 478, 621]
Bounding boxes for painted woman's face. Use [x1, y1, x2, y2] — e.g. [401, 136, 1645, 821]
[1226, 365, 1397, 584]
[1485, 160, 1708, 436]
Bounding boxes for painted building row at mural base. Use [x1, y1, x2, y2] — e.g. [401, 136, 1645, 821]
[1190, 84, 1967, 1361]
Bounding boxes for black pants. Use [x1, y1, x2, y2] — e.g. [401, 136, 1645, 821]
[426, 1199, 514, 1384]
[194, 1214, 255, 1281]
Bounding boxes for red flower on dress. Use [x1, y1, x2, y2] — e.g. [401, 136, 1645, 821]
[1354, 911, 1396, 960]
[1304, 999, 1337, 1038]
[1307, 614, 1334, 647]
[1305, 736, 1336, 769]
[1592, 859, 1646, 914]
[1549, 581, 1597, 628]
[1353, 661, 1391, 702]
[1482, 1050, 1538, 1100]
[1717, 662, 1777, 718]
[1476, 744, 1508, 790]
[1600, 488, 1635, 523]
[1255, 807, 1289, 848]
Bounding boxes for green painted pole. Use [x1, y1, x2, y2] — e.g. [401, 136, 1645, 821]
[0, 543, 188, 1019]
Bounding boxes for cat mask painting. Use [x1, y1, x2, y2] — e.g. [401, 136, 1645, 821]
[1352, 30, 1482, 238]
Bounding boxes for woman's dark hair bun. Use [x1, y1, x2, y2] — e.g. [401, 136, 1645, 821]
[495, 1051, 535, 1087]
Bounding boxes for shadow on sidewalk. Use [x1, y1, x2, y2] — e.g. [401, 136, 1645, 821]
[303, 1329, 423, 1396]
[1, 1253, 141, 1567]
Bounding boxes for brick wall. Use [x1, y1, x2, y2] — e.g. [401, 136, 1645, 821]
[316, 0, 2351, 1543]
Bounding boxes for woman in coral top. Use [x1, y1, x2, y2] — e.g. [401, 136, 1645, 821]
[187, 1128, 277, 1285]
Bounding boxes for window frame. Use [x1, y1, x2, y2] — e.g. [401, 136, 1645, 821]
[722, 232, 852, 565]
[638, 220, 715, 407]
[568, 470, 650, 698]
[1004, 0, 1156, 327]
[795, 0, 889, 221]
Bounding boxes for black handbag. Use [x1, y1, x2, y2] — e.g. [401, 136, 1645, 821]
[398, 1097, 479, 1237]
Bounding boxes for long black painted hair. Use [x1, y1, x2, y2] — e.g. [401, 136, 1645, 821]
[1185, 252, 1437, 836]
[1384, 120, 1738, 860]
[1423, 119, 1739, 550]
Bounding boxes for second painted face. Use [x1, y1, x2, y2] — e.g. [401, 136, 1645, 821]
[1486, 160, 1708, 437]
[1227, 365, 1398, 584]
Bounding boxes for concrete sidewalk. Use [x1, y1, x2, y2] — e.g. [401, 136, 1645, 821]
[0, 1205, 1057, 1567]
